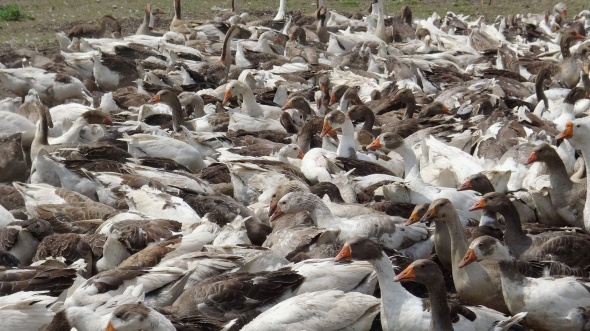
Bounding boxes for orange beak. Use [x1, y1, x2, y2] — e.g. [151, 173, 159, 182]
[563, 10, 568, 17]
[393, 264, 416, 282]
[334, 243, 352, 261]
[320, 121, 334, 138]
[103, 117, 113, 125]
[268, 201, 278, 217]
[575, 32, 584, 40]
[148, 93, 160, 104]
[420, 206, 437, 223]
[441, 105, 450, 114]
[282, 99, 292, 110]
[405, 210, 421, 226]
[469, 198, 486, 211]
[222, 90, 232, 106]
[269, 205, 284, 222]
[392, 94, 401, 103]
[297, 150, 304, 159]
[525, 152, 537, 165]
[106, 322, 117, 331]
[457, 179, 471, 191]
[366, 136, 382, 151]
[458, 248, 478, 268]
[329, 93, 337, 106]
[556, 122, 573, 140]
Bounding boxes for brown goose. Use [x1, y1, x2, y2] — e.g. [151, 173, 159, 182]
[165, 268, 304, 328]
[67, 15, 121, 39]
[526, 143, 586, 228]
[169, 0, 201, 34]
[33, 233, 93, 277]
[470, 192, 590, 271]
[0, 267, 76, 296]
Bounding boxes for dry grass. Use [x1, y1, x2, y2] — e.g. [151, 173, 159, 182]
[0, 0, 588, 49]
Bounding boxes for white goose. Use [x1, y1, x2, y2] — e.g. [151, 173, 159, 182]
[222, 80, 282, 119]
[460, 236, 590, 331]
[241, 290, 380, 331]
[368, 132, 482, 222]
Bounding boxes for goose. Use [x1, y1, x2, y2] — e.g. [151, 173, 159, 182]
[123, 133, 207, 172]
[270, 191, 429, 251]
[67, 15, 121, 39]
[0, 291, 58, 331]
[470, 192, 590, 271]
[460, 235, 590, 331]
[334, 236, 509, 331]
[222, 80, 282, 119]
[169, 0, 201, 34]
[34, 232, 94, 277]
[0, 218, 53, 266]
[48, 110, 112, 145]
[525, 143, 586, 229]
[92, 52, 140, 91]
[105, 302, 175, 331]
[368, 132, 483, 221]
[241, 290, 380, 331]
[136, 4, 164, 36]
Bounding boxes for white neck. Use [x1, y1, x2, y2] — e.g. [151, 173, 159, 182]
[372, 253, 427, 331]
[396, 143, 422, 182]
[337, 117, 357, 158]
[239, 86, 264, 117]
[375, 0, 386, 39]
[274, 0, 286, 20]
[56, 118, 87, 143]
[580, 148, 590, 233]
[307, 197, 337, 227]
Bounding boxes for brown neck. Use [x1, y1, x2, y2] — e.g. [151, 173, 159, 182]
[495, 201, 530, 254]
[174, 0, 181, 19]
[221, 26, 238, 67]
[403, 97, 417, 119]
[535, 71, 549, 110]
[425, 279, 454, 331]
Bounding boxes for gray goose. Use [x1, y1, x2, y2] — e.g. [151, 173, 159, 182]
[470, 192, 590, 272]
[526, 143, 586, 229]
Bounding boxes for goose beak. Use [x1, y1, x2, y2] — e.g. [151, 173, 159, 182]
[563, 10, 568, 17]
[405, 210, 421, 226]
[441, 105, 451, 114]
[329, 93, 337, 106]
[556, 122, 573, 140]
[268, 201, 277, 217]
[420, 206, 437, 223]
[222, 90, 232, 106]
[269, 205, 284, 222]
[366, 137, 382, 150]
[457, 179, 471, 191]
[575, 32, 584, 40]
[148, 93, 160, 103]
[469, 198, 486, 211]
[525, 152, 537, 165]
[393, 264, 415, 282]
[320, 121, 334, 138]
[297, 150, 304, 159]
[282, 99, 292, 110]
[106, 322, 117, 331]
[103, 117, 113, 125]
[392, 94, 401, 103]
[459, 248, 478, 268]
[334, 243, 352, 261]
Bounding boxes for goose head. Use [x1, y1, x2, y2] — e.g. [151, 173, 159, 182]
[469, 192, 511, 213]
[334, 236, 383, 262]
[525, 143, 558, 165]
[278, 144, 304, 159]
[106, 302, 175, 331]
[459, 235, 514, 268]
[318, 75, 330, 96]
[269, 191, 315, 221]
[80, 109, 113, 125]
[400, 4, 412, 25]
[418, 101, 450, 118]
[556, 118, 590, 149]
[222, 80, 250, 105]
[366, 132, 405, 151]
[391, 88, 415, 105]
[419, 198, 457, 224]
[457, 173, 494, 193]
[394, 259, 443, 284]
[320, 110, 346, 137]
[405, 203, 430, 226]
[554, 2, 567, 17]
[268, 181, 308, 217]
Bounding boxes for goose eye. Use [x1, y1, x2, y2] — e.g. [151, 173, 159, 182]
[272, 194, 276, 198]
[419, 263, 425, 269]
[478, 242, 484, 247]
[576, 124, 580, 128]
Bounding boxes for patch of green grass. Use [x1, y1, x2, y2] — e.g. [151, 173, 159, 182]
[0, 4, 33, 21]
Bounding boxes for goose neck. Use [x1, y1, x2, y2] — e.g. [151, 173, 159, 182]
[544, 155, 573, 191]
[304, 196, 335, 225]
[396, 143, 421, 181]
[174, 0, 181, 19]
[497, 200, 530, 251]
[239, 88, 263, 117]
[425, 278, 454, 331]
[579, 147, 590, 232]
[274, 0, 286, 20]
[497, 258, 526, 285]
[403, 97, 417, 119]
[442, 211, 470, 256]
[35, 111, 50, 146]
[535, 74, 549, 110]
[336, 117, 357, 158]
[361, 107, 376, 132]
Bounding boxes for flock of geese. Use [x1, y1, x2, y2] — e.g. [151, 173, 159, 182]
[2, 0, 590, 330]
